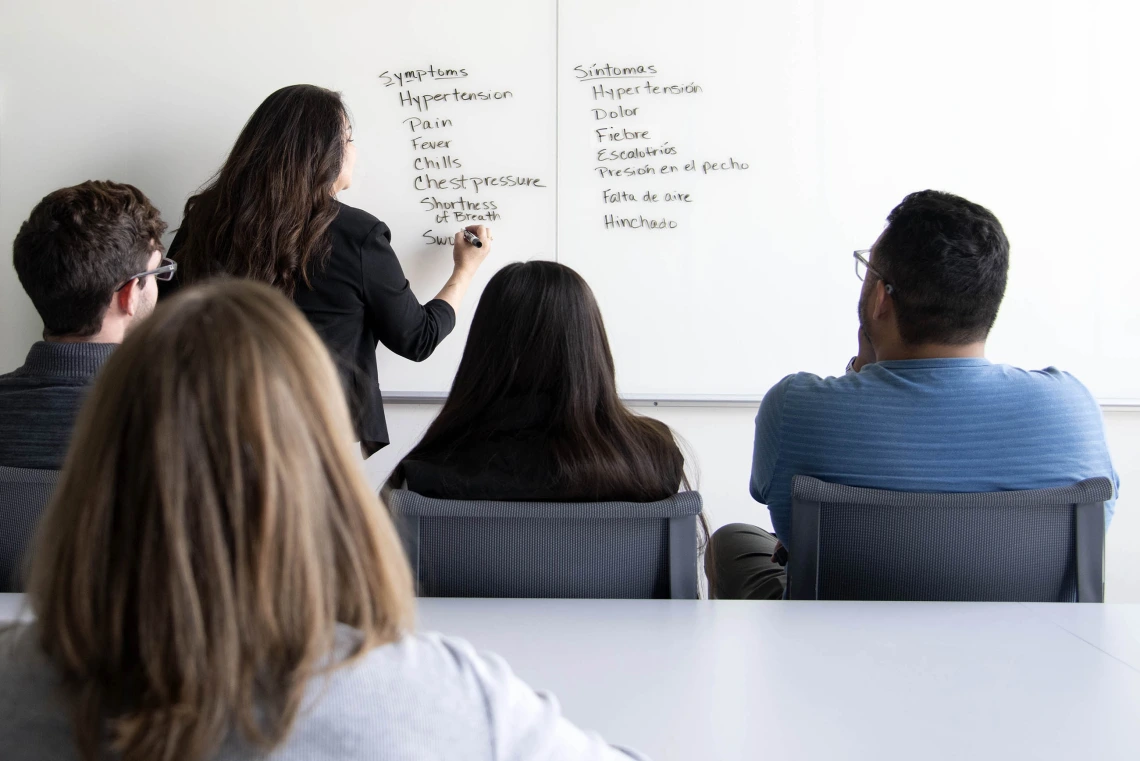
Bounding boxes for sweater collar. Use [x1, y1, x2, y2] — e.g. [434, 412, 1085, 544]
[19, 341, 116, 379]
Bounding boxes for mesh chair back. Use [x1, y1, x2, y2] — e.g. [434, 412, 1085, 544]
[387, 490, 703, 599]
[0, 466, 59, 593]
[789, 476, 1112, 602]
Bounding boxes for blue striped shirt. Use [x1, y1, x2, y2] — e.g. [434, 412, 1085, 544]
[751, 359, 1119, 549]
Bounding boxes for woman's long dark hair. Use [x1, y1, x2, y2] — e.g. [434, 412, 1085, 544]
[391, 261, 686, 501]
[173, 84, 347, 295]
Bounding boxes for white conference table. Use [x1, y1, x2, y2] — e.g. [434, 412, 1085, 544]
[3, 595, 1140, 760]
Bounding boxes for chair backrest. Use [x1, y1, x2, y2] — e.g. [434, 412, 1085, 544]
[0, 466, 59, 593]
[386, 490, 703, 599]
[789, 476, 1113, 602]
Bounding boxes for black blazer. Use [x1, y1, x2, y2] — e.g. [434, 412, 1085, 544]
[164, 202, 455, 455]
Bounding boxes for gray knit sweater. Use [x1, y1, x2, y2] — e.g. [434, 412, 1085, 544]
[0, 342, 115, 469]
[0, 623, 646, 760]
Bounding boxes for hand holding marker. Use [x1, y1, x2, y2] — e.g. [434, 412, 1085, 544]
[451, 225, 492, 277]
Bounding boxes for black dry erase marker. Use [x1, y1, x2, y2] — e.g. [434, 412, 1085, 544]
[462, 230, 483, 248]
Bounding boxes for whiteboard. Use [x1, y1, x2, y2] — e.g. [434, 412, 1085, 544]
[0, 0, 556, 392]
[558, 0, 1140, 403]
[1, 0, 1137, 401]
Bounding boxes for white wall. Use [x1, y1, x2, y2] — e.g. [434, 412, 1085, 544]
[363, 403, 1140, 602]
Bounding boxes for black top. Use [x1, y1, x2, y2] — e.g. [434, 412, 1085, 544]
[0, 342, 116, 469]
[164, 203, 455, 455]
[400, 431, 570, 501]
[396, 396, 685, 502]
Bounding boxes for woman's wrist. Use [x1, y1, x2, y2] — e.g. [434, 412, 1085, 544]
[451, 262, 477, 281]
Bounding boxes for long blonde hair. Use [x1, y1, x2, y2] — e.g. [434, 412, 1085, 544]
[27, 279, 414, 761]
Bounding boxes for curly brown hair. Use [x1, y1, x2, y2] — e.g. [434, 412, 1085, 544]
[13, 180, 167, 337]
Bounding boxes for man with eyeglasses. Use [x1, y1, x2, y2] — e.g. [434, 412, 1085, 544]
[707, 189, 1119, 600]
[0, 181, 172, 469]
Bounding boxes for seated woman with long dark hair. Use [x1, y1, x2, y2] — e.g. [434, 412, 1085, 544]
[389, 261, 687, 502]
[0, 280, 643, 761]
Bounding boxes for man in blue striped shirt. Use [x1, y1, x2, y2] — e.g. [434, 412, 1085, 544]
[708, 190, 1119, 600]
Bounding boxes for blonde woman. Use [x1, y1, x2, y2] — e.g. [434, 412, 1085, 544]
[0, 281, 644, 761]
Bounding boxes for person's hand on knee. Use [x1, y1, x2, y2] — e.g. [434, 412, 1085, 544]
[772, 540, 788, 566]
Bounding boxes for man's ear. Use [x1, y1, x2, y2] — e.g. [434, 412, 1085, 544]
[114, 279, 141, 318]
[872, 280, 893, 321]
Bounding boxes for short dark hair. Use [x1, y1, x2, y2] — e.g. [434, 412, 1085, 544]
[874, 189, 1009, 345]
[13, 181, 167, 338]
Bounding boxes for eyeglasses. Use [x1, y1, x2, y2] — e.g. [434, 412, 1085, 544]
[853, 249, 895, 296]
[115, 257, 177, 292]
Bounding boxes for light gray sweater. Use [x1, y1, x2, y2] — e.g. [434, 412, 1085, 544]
[0, 623, 645, 761]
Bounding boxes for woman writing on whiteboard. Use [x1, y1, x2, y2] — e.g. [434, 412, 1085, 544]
[162, 84, 491, 456]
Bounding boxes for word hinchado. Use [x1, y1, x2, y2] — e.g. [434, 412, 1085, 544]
[379, 66, 469, 88]
[398, 89, 513, 112]
[603, 214, 678, 230]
